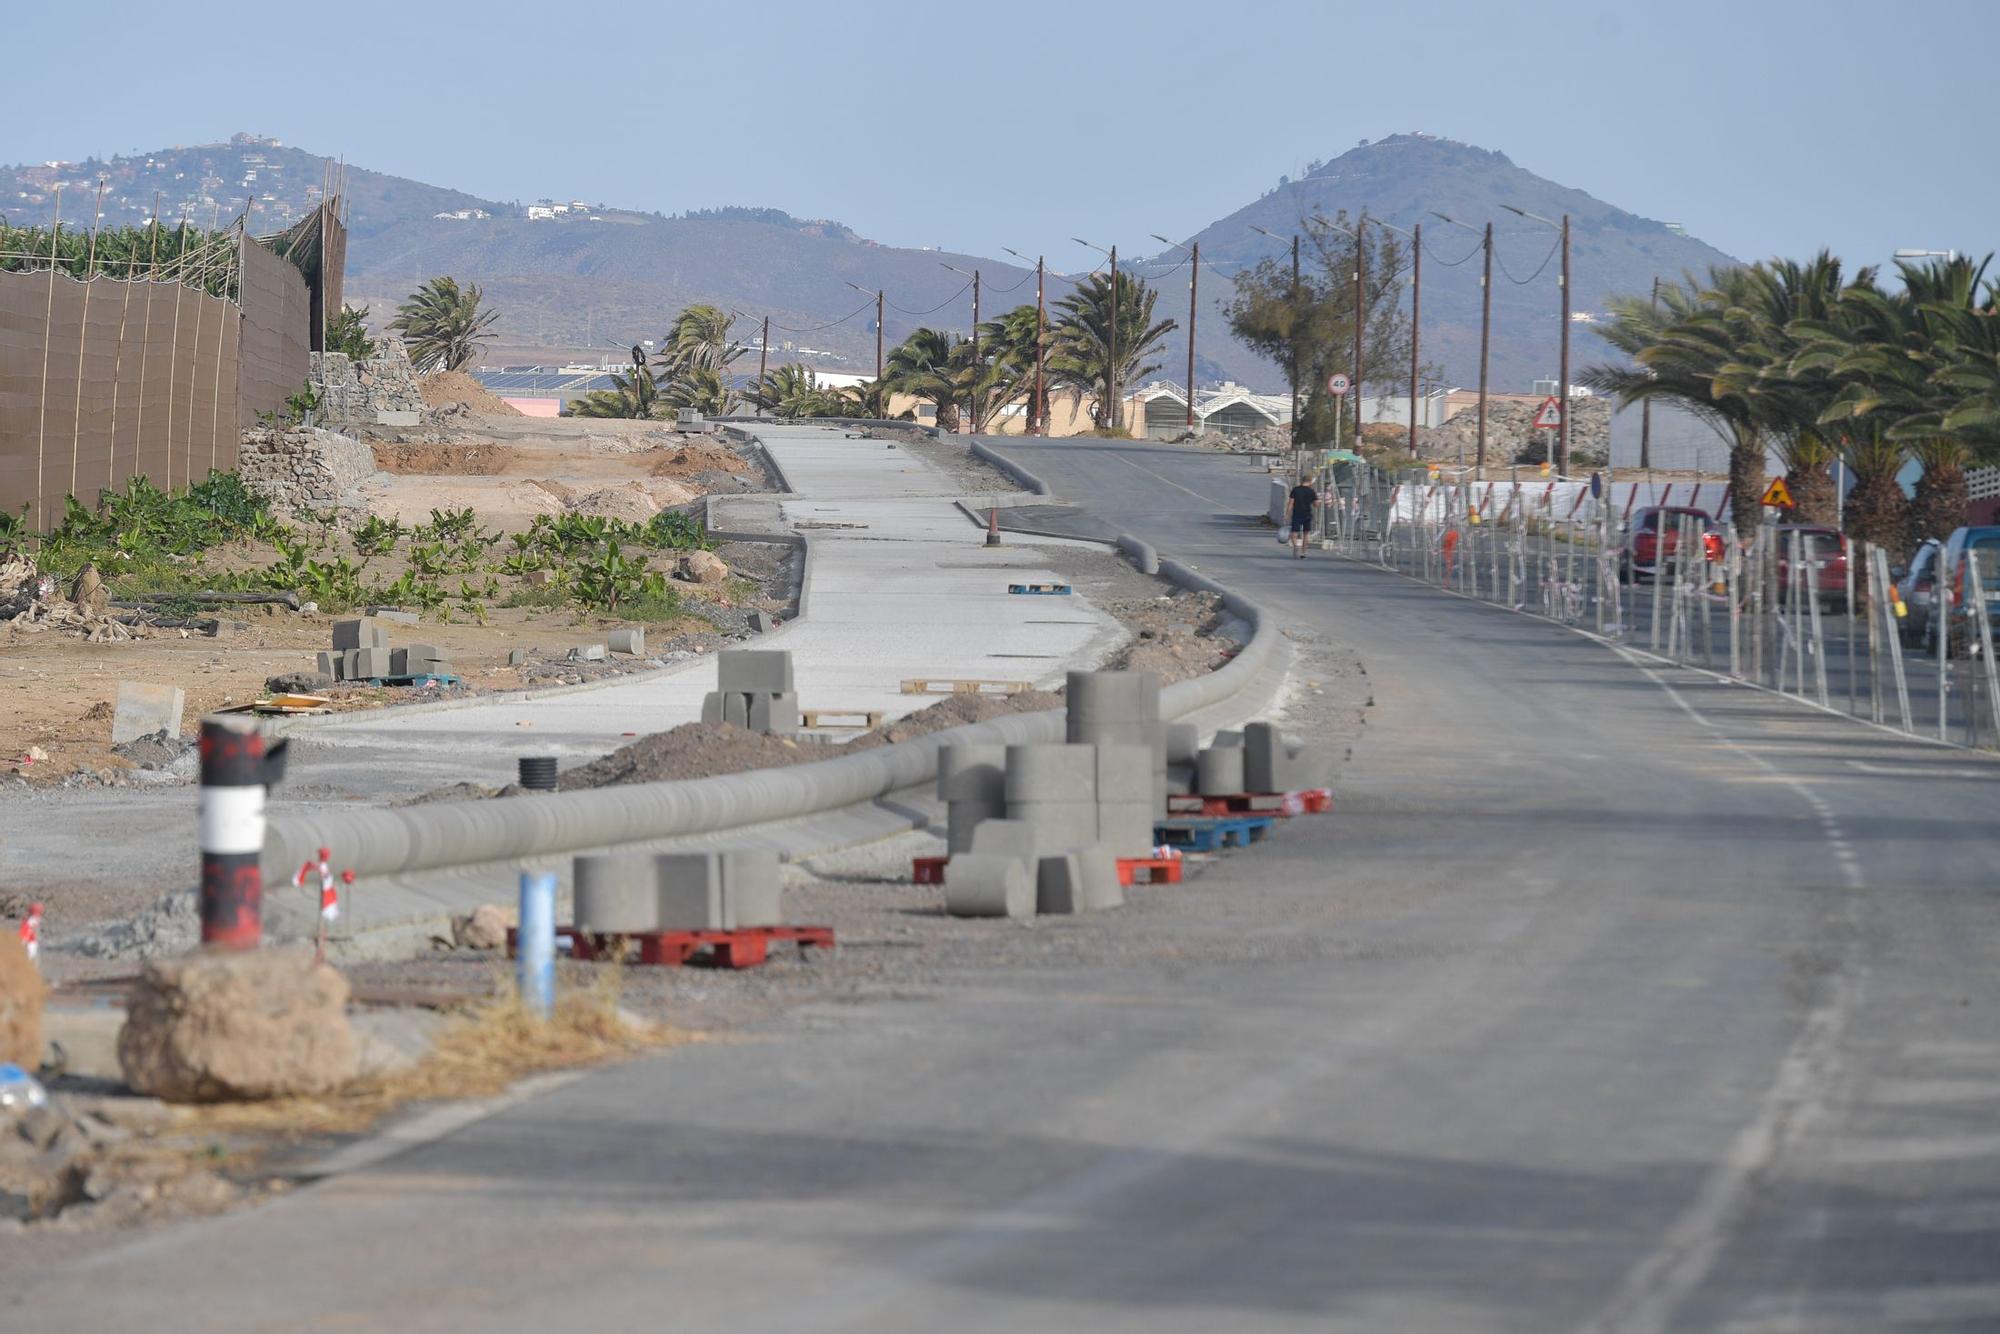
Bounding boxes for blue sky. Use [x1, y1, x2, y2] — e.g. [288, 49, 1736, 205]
[5, 0, 1994, 275]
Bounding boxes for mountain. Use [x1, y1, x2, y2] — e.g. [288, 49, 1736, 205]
[2, 132, 1737, 396]
[1145, 132, 1741, 396]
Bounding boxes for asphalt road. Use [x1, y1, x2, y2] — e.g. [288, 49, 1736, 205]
[20, 439, 2000, 1332]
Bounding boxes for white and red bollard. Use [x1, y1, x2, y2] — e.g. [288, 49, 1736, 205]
[18, 902, 42, 964]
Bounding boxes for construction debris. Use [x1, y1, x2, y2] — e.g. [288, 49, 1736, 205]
[0, 931, 42, 1067]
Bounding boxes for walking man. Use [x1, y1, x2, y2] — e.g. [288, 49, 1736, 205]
[1287, 475, 1318, 560]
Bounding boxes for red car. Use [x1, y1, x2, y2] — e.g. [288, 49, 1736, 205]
[1774, 525, 1852, 611]
[1619, 506, 1723, 583]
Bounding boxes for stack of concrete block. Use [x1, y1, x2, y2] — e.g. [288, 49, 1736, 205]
[941, 818, 1121, 919]
[1164, 723, 1200, 795]
[701, 649, 798, 735]
[938, 744, 1007, 854]
[1066, 670, 1166, 813]
[573, 849, 783, 934]
[1004, 744, 1100, 853]
[313, 616, 453, 684]
[1190, 723, 1330, 796]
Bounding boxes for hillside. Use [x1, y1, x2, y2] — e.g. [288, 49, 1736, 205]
[1148, 133, 1742, 394]
[3, 131, 1740, 394]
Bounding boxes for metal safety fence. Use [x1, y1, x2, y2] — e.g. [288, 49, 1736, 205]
[1313, 463, 2000, 751]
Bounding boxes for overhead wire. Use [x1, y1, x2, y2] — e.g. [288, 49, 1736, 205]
[768, 296, 877, 334]
[1496, 232, 1563, 286]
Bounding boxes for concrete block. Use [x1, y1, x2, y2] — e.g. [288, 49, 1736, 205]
[1165, 762, 1196, 796]
[1066, 670, 1154, 731]
[1003, 743, 1097, 805]
[700, 692, 725, 724]
[1196, 746, 1246, 797]
[1093, 744, 1153, 800]
[722, 850, 783, 927]
[403, 643, 443, 664]
[330, 617, 388, 651]
[942, 853, 1035, 919]
[1076, 846, 1124, 912]
[112, 682, 185, 744]
[969, 818, 1040, 862]
[937, 744, 1007, 803]
[1005, 800, 1098, 854]
[655, 852, 727, 930]
[389, 648, 410, 677]
[717, 649, 793, 694]
[341, 649, 360, 680]
[607, 628, 646, 656]
[508, 648, 527, 667]
[1068, 716, 1154, 749]
[352, 647, 391, 680]
[315, 650, 339, 680]
[1245, 721, 1301, 794]
[1164, 723, 1200, 766]
[747, 610, 773, 634]
[946, 798, 1007, 855]
[1209, 729, 1245, 749]
[723, 692, 749, 728]
[371, 609, 420, 626]
[748, 691, 798, 735]
[1097, 801, 1156, 858]
[568, 644, 607, 663]
[375, 409, 422, 427]
[1036, 853, 1088, 915]
[574, 853, 661, 933]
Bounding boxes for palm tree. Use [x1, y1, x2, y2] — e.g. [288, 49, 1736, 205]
[884, 328, 962, 432]
[662, 365, 736, 416]
[967, 305, 1045, 433]
[1712, 253, 1870, 525]
[1806, 255, 1991, 549]
[748, 363, 843, 417]
[1583, 267, 1768, 535]
[569, 346, 660, 418]
[388, 276, 499, 373]
[1048, 271, 1177, 433]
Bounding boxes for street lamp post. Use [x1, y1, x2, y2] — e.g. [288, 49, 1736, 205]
[1005, 247, 1046, 435]
[1151, 233, 1200, 431]
[1435, 212, 1492, 475]
[1074, 238, 1120, 434]
[1379, 220, 1422, 456]
[1250, 225, 1302, 448]
[1502, 205, 1571, 475]
[942, 262, 981, 431]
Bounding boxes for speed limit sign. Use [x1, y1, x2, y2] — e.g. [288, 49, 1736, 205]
[1326, 373, 1350, 396]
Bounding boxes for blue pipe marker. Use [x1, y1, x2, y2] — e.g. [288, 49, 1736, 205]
[518, 871, 557, 1019]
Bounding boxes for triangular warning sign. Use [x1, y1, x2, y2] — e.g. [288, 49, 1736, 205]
[1760, 477, 1795, 508]
[1532, 396, 1563, 430]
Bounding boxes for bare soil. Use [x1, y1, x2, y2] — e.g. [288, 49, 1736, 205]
[417, 371, 523, 417]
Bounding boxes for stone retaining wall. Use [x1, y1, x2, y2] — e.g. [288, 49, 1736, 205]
[237, 426, 378, 514]
[310, 336, 426, 426]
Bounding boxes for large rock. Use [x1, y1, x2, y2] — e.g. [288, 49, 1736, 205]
[676, 550, 729, 586]
[117, 950, 359, 1103]
[0, 932, 42, 1068]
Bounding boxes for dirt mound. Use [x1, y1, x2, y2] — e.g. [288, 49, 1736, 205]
[848, 689, 1066, 750]
[649, 442, 749, 479]
[1098, 590, 1231, 684]
[371, 441, 508, 475]
[418, 370, 522, 417]
[560, 721, 839, 789]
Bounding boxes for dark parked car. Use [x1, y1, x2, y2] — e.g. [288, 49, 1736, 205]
[1923, 525, 2000, 654]
[1619, 506, 1722, 583]
[1774, 525, 1852, 611]
[1894, 539, 1939, 648]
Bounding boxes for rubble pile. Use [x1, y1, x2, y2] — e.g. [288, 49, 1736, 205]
[0, 555, 136, 642]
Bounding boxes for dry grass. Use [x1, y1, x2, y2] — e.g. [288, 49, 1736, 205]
[180, 967, 691, 1140]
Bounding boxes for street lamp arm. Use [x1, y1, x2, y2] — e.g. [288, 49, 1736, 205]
[1500, 204, 1560, 230]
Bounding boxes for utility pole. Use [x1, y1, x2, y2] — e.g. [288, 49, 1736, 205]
[1151, 233, 1202, 431]
[1640, 277, 1658, 469]
[1004, 247, 1047, 433]
[758, 315, 770, 416]
[971, 268, 980, 430]
[1409, 220, 1421, 456]
[875, 289, 884, 405]
[1438, 213, 1493, 475]
[1109, 244, 1119, 435]
[1559, 213, 1572, 476]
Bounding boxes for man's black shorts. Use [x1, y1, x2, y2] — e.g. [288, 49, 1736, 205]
[1289, 512, 1313, 533]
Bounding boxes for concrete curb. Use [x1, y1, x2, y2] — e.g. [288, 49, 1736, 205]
[969, 439, 1052, 496]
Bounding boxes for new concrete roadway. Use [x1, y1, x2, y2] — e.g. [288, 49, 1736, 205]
[21, 438, 2000, 1332]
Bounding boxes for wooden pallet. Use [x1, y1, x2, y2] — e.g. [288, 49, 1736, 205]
[912, 855, 948, 884]
[899, 678, 1034, 696]
[1117, 856, 1183, 886]
[1153, 815, 1276, 852]
[508, 924, 834, 969]
[1007, 582, 1073, 595]
[800, 708, 885, 730]
[1165, 789, 1334, 818]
